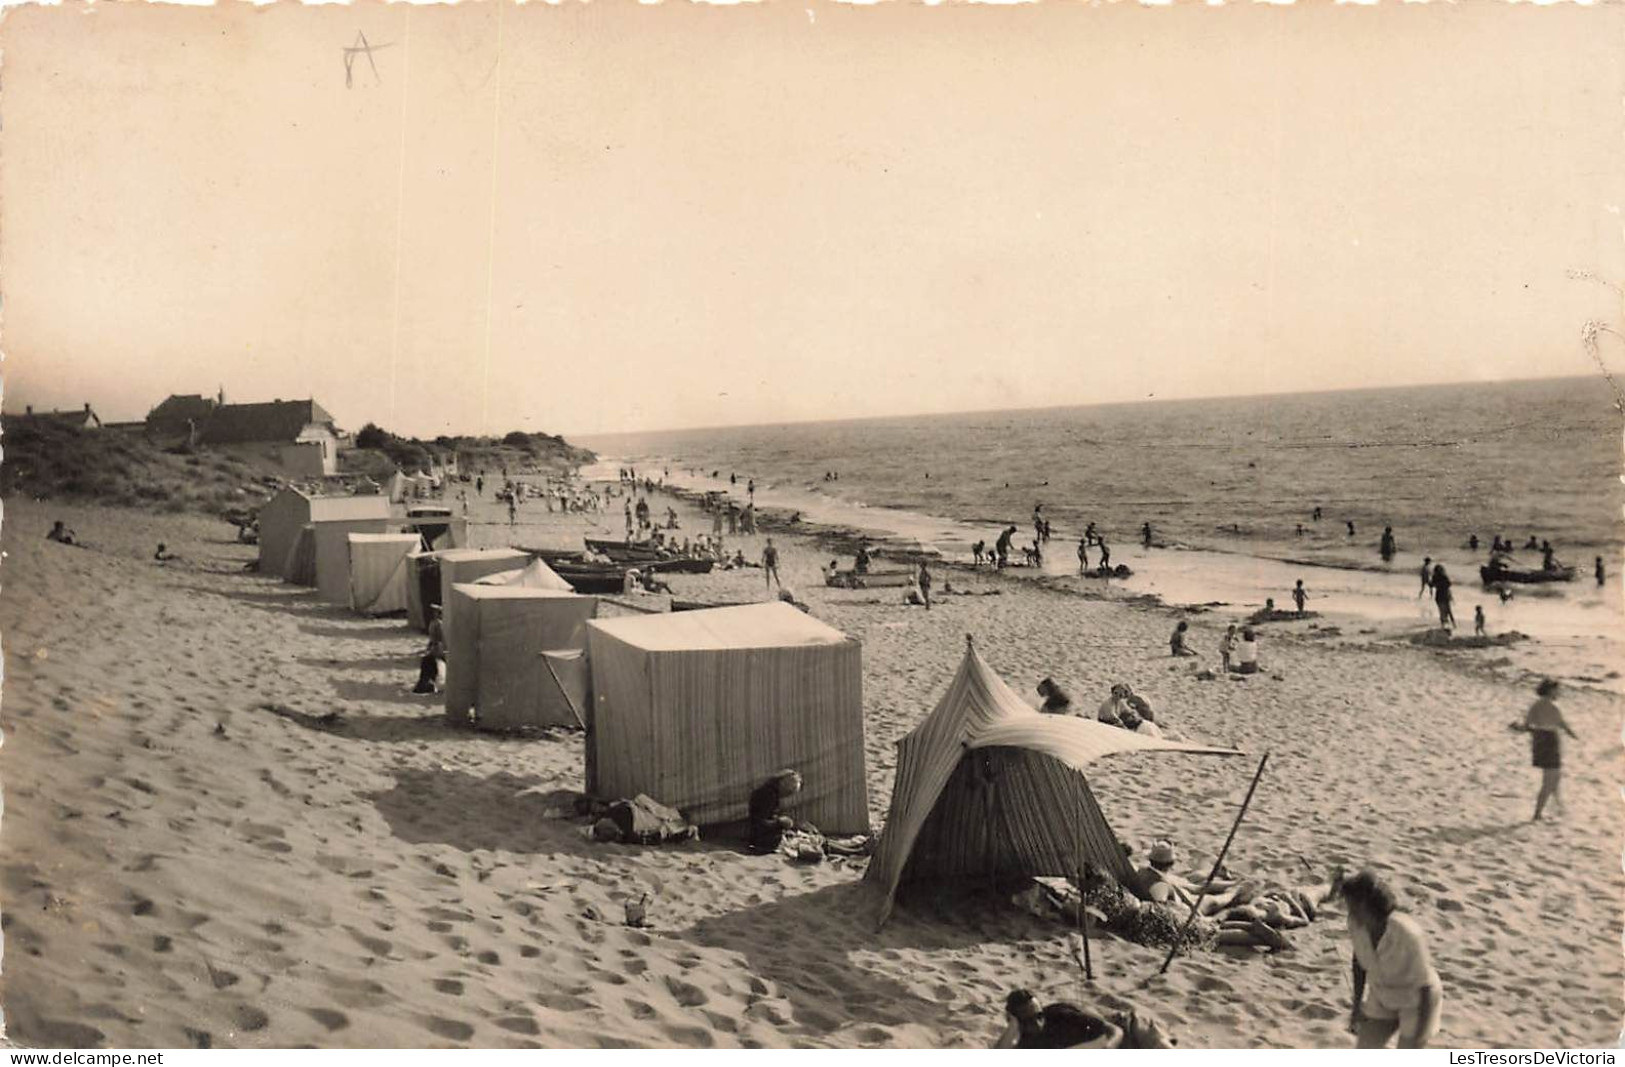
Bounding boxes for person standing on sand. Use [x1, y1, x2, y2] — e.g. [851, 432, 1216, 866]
[762, 538, 781, 591]
[1097, 539, 1111, 571]
[1077, 537, 1089, 573]
[1142, 522, 1153, 548]
[1219, 624, 1237, 672]
[1431, 565, 1455, 629]
[1473, 605, 1486, 637]
[1417, 558, 1433, 597]
[917, 560, 933, 610]
[1341, 870, 1443, 1048]
[1597, 556, 1606, 587]
[1347, 521, 1356, 538]
[507, 497, 518, 527]
[1380, 526, 1396, 563]
[1033, 504, 1044, 546]
[1510, 678, 1578, 821]
[996, 526, 1017, 569]
[1313, 506, 1323, 522]
[1292, 579, 1308, 615]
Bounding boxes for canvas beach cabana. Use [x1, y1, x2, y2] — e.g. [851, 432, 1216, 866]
[442, 584, 599, 731]
[863, 637, 1241, 927]
[584, 602, 867, 832]
[347, 532, 422, 615]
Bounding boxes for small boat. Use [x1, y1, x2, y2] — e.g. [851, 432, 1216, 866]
[1480, 562, 1576, 586]
[585, 538, 663, 562]
[550, 562, 637, 594]
[827, 569, 916, 590]
[643, 557, 716, 575]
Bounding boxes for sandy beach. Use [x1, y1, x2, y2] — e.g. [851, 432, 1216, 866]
[2, 485, 1620, 1049]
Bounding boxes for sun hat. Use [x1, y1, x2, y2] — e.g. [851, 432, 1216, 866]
[1149, 840, 1177, 867]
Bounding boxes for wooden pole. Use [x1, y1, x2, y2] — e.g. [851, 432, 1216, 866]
[1155, 751, 1271, 977]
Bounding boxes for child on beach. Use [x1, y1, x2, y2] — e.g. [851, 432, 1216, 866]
[1170, 621, 1197, 657]
[1219, 624, 1237, 672]
[46, 521, 77, 545]
[1292, 580, 1308, 615]
[1077, 538, 1089, 573]
[1236, 628, 1260, 674]
[762, 539, 781, 590]
[1037, 678, 1073, 714]
[1473, 605, 1486, 637]
[1509, 678, 1578, 821]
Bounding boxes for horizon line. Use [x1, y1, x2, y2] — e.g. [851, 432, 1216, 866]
[568, 371, 1602, 443]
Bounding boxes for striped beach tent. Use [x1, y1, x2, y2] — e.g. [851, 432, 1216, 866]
[864, 637, 1241, 928]
[585, 603, 867, 833]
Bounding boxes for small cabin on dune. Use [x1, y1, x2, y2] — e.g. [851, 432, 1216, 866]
[10, 403, 103, 431]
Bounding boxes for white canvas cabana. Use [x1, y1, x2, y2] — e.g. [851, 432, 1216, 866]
[436, 548, 532, 638]
[347, 533, 422, 615]
[443, 584, 599, 731]
[313, 515, 394, 604]
[261, 490, 391, 589]
[863, 638, 1241, 927]
[585, 602, 867, 832]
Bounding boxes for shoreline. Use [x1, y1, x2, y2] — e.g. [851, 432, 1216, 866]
[587, 459, 1625, 696]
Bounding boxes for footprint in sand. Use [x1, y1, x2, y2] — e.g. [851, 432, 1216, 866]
[304, 1008, 349, 1033]
[421, 1016, 475, 1042]
[231, 1005, 271, 1033]
[494, 1016, 539, 1036]
[662, 978, 709, 1008]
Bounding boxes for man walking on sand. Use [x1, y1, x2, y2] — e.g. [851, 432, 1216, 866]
[762, 538, 782, 591]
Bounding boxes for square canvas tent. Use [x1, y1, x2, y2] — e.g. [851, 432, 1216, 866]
[443, 584, 599, 731]
[862, 637, 1241, 927]
[436, 548, 534, 637]
[314, 515, 394, 604]
[259, 490, 392, 586]
[348, 533, 423, 615]
[586, 602, 867, 832]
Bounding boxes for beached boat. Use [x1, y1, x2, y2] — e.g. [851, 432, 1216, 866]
[643, 557, 715, 575]
[550, 562, 637, 594]
[585, 537, 664, 562]
[1480, 562, 1576, 586]
[826, 569, 915, 590]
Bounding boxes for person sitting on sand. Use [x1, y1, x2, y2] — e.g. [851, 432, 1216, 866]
[1219, 624, 1238, 672]
[825, 559, 842, 585]
[1097, 684, 1157, 732]
[1509, 678, 1578, 822]
[412, 652, 440, 694]
[748, 769, 804, 854]
[1037, 677, 1073, 715]
[994, 990, 1123, 1050]
[1236, 627, 1260, 674]
[1525, 535, 1540, 551]
[46, 521, 77, 546]
[1170, 620, 1197, 657]
[154, 542, 178, 563]
[1341, 869, 1443, 1048]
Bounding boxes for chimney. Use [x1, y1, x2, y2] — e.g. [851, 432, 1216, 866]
[25, 405, 33, 415]
[84, 402, 92, 413]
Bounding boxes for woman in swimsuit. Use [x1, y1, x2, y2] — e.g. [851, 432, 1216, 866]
[1510, 678, 1578, 822]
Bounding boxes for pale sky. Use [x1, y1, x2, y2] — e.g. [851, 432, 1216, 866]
[3, 2, 1622, 438]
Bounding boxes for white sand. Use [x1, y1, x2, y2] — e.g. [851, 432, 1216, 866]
[1, 488, 1619, 1048]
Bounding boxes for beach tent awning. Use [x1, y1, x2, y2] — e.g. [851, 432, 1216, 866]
[586, 603, 867, 832]
[474, 558, 574, 592]
[863, 637, 1241, 927]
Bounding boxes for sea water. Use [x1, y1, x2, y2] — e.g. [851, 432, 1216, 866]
[580, 376, 1624, 683]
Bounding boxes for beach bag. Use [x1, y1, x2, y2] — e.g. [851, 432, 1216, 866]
[605, 795, 699, 845]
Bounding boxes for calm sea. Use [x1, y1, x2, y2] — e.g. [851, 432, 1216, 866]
[581, 377, 1623, 569]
